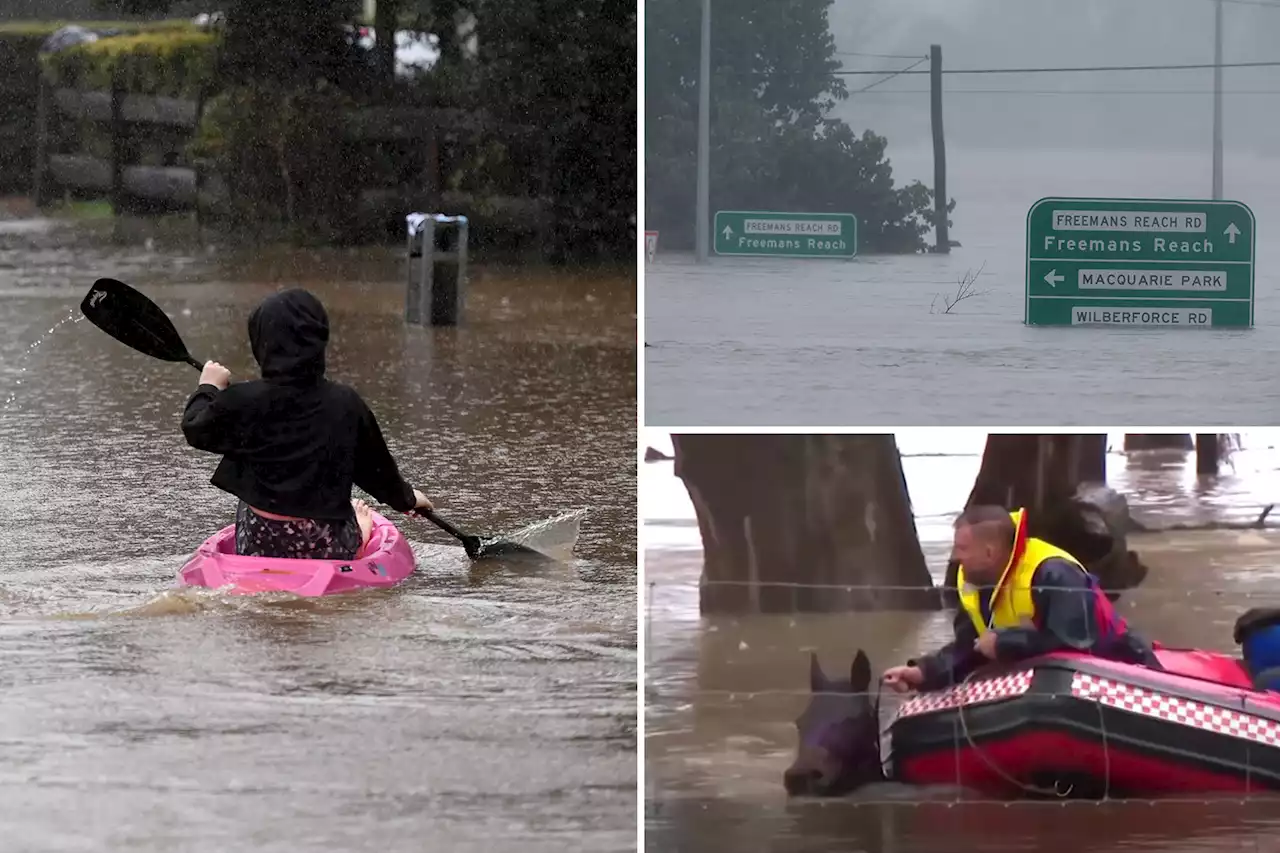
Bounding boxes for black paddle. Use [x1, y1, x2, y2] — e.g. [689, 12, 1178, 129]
[81, 277, 203, 371]
[414, 509, 540, 559]
[80, 277, 539, 561]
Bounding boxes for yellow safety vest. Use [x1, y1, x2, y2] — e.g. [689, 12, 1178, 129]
[957, 508, 1087, 634]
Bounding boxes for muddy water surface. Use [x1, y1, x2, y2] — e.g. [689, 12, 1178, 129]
[645, 433, 1280, 852]
[0, 214, 637, 852]
[644, 149, 1280, 426]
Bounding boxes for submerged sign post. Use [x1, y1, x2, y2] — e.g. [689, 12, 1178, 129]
[714, 210, 858, 259]
[1025, 197, 1255, 328]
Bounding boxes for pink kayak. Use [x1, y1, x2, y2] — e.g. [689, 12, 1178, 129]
[177, 510, 416, 596]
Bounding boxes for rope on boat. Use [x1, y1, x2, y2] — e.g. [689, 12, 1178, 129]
[1094, 690, 1111, 800]
[955, 667, 1077, 798]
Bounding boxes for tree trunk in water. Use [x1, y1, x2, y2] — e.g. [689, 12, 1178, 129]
[1076, 434, 1108, 483]
[1195, 434, 1220, 475]
[1124, 434, 1192, 451]
[942, 434, 1146, 601]
[671, 434, 939, 614]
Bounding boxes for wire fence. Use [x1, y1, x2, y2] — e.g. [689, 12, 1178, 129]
[646, 577, 1280, 598]
[644, 575, 1280, 805]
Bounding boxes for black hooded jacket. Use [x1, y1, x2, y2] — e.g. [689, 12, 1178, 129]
[180, 289, 417, 520]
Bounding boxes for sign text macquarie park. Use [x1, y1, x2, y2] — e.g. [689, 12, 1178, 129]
[714, 210, 858, 259]
[1025, 197, 1255, 328]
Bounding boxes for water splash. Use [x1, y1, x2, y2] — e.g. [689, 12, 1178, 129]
[3, 310, 85, 407]
[486, 507, 588, 560]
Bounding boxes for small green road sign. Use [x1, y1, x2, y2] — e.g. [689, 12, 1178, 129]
[1025, 197, 1255, 328]
[714, 210, 858, 258]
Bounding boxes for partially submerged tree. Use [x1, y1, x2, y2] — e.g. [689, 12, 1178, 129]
[946, 434, 1147, 602]
[672, 434, 939, 614]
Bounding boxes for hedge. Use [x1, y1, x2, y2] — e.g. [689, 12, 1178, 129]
[40, 29, 217, 99]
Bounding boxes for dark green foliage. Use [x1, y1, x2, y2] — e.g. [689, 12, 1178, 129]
[644, 0, 952, 253]
[474, 0, 636, 261]
[217, 0, 356, 89]
[190, 84, 361, 241]
[91, 0, 182, 13]
[41, 29, 216, 97]
[6, 0, 636, 261]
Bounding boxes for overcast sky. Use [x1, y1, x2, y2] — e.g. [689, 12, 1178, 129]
[823, 0, 1280, 156]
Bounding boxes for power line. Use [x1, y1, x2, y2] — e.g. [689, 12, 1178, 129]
[852, 56, 929, 94]
[833, 50, 928, 59]
[851, 87, 1280, 95]
[831, 59, 1280, 75]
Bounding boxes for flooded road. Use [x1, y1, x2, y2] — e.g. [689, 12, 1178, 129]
[644, 149, 1280, 426]
[644, 431, 1280, 852]
[0, 213, 637, 852]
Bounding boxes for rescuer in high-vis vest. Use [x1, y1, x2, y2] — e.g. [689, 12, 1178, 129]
[882, 504, 1162, 693]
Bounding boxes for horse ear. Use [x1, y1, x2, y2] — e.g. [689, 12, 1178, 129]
[850, 650, 871, 693]
[809, 652, 827, 692]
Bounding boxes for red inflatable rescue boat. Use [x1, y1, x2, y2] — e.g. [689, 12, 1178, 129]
[886, 643, 1280, 797]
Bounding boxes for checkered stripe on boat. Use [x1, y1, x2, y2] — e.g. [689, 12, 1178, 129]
[1071, 672, 1280, 746]
[895, 671, 1033, 718]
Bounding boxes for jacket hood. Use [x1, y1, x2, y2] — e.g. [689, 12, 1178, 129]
[248, 288, 329, 384]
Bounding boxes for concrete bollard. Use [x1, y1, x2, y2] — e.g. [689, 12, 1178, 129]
[405, 212, 470, 326]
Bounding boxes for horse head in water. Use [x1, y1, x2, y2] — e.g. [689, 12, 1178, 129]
[783, 649, 885, 797]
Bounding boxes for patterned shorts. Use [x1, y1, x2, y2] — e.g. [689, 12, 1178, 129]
[234, 500, 361, 560]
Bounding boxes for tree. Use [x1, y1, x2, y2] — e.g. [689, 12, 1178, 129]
[217, 0, 355, 88]
[945, 435, 1147, 601]
[644, 0, 951, 253]
[672, 434, 939, 614]
[473, 0, 635, 261]
[93, 0, 358, 88]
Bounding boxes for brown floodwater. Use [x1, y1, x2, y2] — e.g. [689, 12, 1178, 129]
[0, 212, 637, 852]
[644, 437, 1280, 852]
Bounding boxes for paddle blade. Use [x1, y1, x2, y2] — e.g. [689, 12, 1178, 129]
[81, 278, 201, 369]
[474, 539, 549, 560]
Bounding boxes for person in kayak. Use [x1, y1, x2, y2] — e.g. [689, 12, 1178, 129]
[882, 504, 1162, 693]
[180, 288, 433, 560]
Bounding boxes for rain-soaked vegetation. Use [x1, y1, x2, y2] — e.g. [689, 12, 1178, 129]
[1, 0, 635, 262]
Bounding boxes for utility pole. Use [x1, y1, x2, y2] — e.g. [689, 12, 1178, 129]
[929, 44, 949, 253]
[695, 0, 712, 262]
[1212, 0, 1224, 199]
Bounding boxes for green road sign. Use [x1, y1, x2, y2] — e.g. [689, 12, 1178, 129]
[714, 210, 858, 258]
[1025, 197, 1255, 328]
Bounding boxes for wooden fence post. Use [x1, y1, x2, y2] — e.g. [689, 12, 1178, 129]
[32, 75, 50, 206]
[193, 85, 208, 234]
[109, 69, 125, 216]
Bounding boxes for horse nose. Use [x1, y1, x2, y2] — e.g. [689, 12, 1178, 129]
[783, 766, 821, 796]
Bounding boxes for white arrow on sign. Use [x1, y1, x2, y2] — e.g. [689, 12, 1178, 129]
[1225, 222, 1241, 244]
[722, 225, 734, 240]
[1044, 269, 1064, 287]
